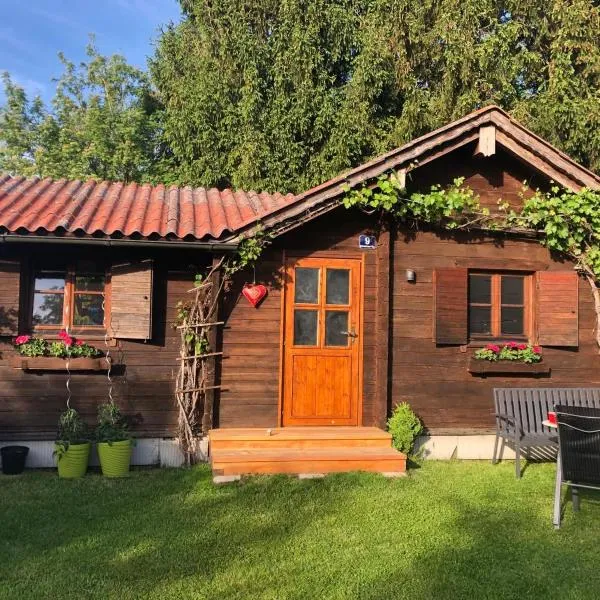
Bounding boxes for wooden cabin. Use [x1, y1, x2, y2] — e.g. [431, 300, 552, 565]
[0, 106, 599, 474]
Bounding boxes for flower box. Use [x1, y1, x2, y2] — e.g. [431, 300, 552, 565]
[9, 356, 112, 372]
[468, 358, 550, 376]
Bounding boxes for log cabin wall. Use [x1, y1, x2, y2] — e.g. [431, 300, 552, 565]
[0, 243, 210, 441]
[390, 149, 598, 433]
[218, 210, 388, 429]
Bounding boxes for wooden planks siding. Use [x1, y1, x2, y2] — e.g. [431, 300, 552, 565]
[218, 210, 384, 429]
[433, 267, 468, 344]
[390, 229, 598, 433]
[0, 246, 211, 441]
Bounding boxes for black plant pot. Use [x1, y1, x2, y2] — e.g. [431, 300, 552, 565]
[1, 445, 29, 475]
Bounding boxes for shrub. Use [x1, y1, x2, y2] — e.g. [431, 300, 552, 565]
[387, 402, 423, 455]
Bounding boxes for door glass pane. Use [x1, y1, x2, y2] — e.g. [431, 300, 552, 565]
[293, 310, 318, 345]
[325, 311, 349, 347]
[469, 274, 491, 304]
[326, 269, 350, 305]
[294, 268, 319, 304]
[501, 276, 524, 305]
[469, 306, 491, 335]
[501, 307, 524, 335]
[74, 294, 105, 326]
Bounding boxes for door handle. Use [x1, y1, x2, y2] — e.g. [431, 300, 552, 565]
[341, 330, 358, 338]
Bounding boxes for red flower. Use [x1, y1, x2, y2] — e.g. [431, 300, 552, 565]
[507, 341, 519, 349]
[14, 335, 30, 345]
[517, 343, 528, 350]
[58, 330, 68, 340]
[75, 339, 84, 346]
[486, 344, 500, 353]
[62, 335, 74, 347]
[533, 346, 542, 354]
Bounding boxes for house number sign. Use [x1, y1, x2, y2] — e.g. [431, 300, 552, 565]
[359, 234, 377, 249]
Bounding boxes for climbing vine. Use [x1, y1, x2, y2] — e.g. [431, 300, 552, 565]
[343, 172, 600, 348]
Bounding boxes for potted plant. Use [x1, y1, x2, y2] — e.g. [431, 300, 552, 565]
[95, 401, 133, 478]
[54, 407, 91, 478]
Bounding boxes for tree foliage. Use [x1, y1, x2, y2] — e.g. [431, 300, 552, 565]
[152, 0, 600, 193]
[1, 2, 599, 191]
[0, 43, 168, 183]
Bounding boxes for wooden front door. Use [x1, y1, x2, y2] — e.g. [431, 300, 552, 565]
[282, 257, 362, 426]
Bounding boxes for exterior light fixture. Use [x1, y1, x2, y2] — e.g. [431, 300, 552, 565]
[406, 269, 416, 283]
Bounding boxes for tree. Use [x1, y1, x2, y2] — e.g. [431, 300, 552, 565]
[151, 0, 600, 193]
[0, 43, 170, 183]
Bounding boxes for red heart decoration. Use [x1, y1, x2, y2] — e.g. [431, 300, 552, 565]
[242, 284, 268, 307]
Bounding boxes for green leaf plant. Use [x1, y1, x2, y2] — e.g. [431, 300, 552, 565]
[342, 172, 600, 349]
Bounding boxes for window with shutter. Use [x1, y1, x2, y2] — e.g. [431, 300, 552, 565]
[468, 272, 532, 341]
[108, 260, 153, 340]
[536, 271, 579, 347]
[0, 260, 20, 336]
[434, 268, 468, 344]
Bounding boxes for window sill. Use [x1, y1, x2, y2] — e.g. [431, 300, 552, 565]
[468, 358, 550, 376]
[9, 356, 114, 372]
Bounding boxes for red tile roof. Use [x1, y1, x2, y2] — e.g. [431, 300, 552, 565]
[0, 175, 296, 241]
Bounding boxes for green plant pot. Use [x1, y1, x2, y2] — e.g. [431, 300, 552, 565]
[97, 440, 132, 478]
[55, 442, 90, 479]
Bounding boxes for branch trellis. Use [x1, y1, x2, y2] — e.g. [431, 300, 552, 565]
[175, 257, 226, 465]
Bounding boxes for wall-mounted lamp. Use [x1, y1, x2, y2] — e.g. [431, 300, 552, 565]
[405, 269, 416, 283]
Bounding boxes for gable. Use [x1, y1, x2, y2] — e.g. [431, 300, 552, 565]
[234, 106, 600, 242]
[407, 144, 549, 212]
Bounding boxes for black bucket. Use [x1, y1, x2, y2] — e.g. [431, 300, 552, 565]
[1, 445, 29, 475]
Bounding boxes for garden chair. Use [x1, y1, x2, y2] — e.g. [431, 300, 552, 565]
[553, 405, 600, 529]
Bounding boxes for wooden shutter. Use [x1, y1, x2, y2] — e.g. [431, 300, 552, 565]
[0, 260, 20, 336]
[536, 271, 578, 347]
[109, 260, 153, 340]
[434, 267, 468, 344]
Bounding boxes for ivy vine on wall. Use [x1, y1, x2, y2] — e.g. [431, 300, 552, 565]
[342, 172, 600, 348]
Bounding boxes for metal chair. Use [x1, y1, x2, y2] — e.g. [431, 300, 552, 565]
[553, 405, 600, 529]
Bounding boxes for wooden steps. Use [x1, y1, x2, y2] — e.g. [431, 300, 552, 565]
[209, 427, 406, 478]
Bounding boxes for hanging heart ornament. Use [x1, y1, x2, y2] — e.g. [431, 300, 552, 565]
[242, 284, 268, 307]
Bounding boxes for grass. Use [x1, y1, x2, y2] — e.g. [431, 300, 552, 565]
[1, 461, 599, 600]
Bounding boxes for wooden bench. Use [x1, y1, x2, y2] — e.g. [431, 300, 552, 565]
[493, 388, 600, 478]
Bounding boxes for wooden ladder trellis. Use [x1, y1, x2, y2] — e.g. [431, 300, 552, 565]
[175, 258, 225, 465]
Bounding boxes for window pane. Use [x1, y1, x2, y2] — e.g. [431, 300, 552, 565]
[501, 307, 524, 335]
[74, 294, 104, 326]
[501, 276, 524, 305]
[34, 275, 65, 293]
[294, 268, 319, 304]
[469, 274, 491, 304]
[325, 311, 349, 347]
[469, 306, 492, 335]
[75, 274, 105, 292]
[33, 293, 64, 325]
[293, 310, 318, 345]
[326, 269, 350, 305]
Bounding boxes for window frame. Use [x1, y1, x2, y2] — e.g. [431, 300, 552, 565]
[468, 271, 533, 342]
[29, 265, 111, 335]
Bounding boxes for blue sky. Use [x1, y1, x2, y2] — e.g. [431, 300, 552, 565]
[0, 0, 182, 103]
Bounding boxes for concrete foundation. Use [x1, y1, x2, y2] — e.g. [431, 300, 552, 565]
[0, 437, 208, 470]
[415, 434, 516, 460]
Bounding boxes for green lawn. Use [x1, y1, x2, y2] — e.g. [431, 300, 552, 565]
[1, 461, 599, 600]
